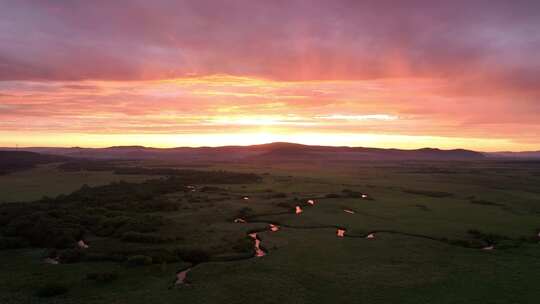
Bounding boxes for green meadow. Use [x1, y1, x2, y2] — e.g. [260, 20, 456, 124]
[0, 160, 539, 303]
[0, 164, 153, 203]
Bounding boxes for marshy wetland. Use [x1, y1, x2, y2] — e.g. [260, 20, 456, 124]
[1, 159, 540, 303]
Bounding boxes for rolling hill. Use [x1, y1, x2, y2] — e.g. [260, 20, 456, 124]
[1, 142, 486, 162]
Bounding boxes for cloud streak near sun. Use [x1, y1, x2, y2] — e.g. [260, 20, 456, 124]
[0, 0, 539, 150]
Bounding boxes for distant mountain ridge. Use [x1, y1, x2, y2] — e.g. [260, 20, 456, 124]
[488, 151, 540, 159]
[0, 142, 487, 162]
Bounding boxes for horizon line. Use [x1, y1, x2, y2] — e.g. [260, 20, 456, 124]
[1, 141, 539, 154]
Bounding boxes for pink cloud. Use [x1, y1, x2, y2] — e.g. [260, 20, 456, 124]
[1, 1, 539, 149]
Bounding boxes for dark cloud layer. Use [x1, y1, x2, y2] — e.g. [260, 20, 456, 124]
[1, 0, 539, 83]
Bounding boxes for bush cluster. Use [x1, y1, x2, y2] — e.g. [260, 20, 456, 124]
[176, 248, 210, 264]
[403, 189, 453, 198]
[121, 231, 172, 243]
[127, 255, 153, 266]
[86, 272, 118, 283]
[35, 283, 69, 298]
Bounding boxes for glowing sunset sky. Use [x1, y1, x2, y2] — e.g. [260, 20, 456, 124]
[1, 1, 539, 151]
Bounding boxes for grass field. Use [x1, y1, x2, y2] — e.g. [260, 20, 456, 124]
[0, 164, 154, 203]
[0, 160, 539, 303]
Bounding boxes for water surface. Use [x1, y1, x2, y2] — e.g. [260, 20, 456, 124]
[249, 233, 266, 257]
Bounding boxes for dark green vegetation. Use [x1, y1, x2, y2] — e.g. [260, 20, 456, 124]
[0, 169, 260, 254]
[0, 159, 539, 303]
[0, 151, 68, 175]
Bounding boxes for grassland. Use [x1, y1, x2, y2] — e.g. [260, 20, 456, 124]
[0, 164, 154, 203]
[0, 160, 539, 303]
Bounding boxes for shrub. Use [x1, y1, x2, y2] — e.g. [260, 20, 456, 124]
[177, 248, 210, 264]
[0, 236, 29, 249]
[86, 272, 118, 283]
[187, 197, 203, 203]
[144, 250, 178, 263]
[85, 253, 125, 262]
[238, 207, 253, 217]
[232, 237, 253, 253]
[448, 239, 484, 248]
[467, 229, 508, 245]
[403, 189, 453, 198]
[342, 189, 363, 198]
[496, 239, 523, 249]
[470, 199, 504, 207]
[58, 248, 84, 263]
[95, 216, 131, 237]
[268, 192, 287, 199]
[4, 212, 82, 248]
[35, 283, 69, 298]
[96, 215, 163, 237]
[201, 186, 226, 192]
[49, 230, 81, 249]
[127, 255, 153, 266]
[415, 204, 431, 211]
[137, 199, 179, 212]
[121, 231, 171, 243]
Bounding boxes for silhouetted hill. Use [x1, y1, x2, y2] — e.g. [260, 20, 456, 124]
[487, 151, 540, 159]
[1, 143, 486, 162]
[0, 151, 70, 174]
[247, 144, 485, 161]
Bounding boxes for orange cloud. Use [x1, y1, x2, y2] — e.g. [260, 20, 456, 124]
[0, 75, 539, 150]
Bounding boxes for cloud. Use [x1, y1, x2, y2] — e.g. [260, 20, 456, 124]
[0, 75, 538, 143]
[0, 1, 539, 150]
[316, 114, 398, 121]
[1, 1, 539, 83]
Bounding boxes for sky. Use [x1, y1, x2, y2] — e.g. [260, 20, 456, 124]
[1, 0, 540, 151]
